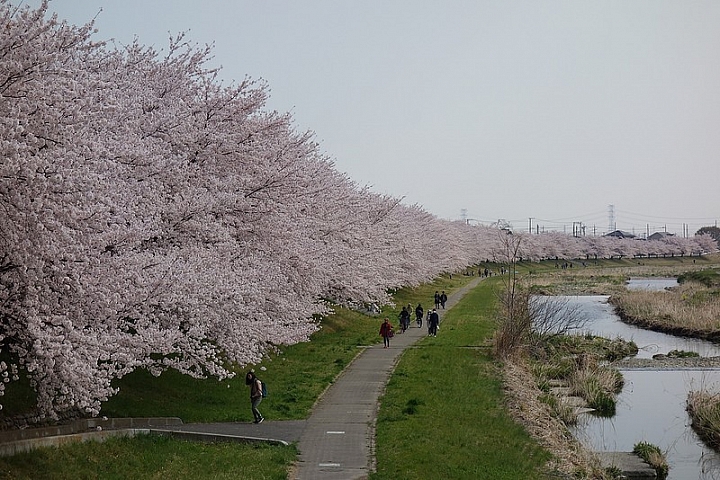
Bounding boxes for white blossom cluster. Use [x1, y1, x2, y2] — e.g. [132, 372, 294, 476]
[0, 1, 715, 418]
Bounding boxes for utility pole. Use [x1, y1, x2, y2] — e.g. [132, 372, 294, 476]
[528, 217, 533, 234]
[572, 221, 584, 237]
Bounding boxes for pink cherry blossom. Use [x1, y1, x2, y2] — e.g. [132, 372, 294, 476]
[0, 1, 715, 418]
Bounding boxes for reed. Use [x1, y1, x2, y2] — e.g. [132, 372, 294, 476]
[610, 282, 720, 337]
[687, 391, 720, 450]
[568, 366, 623, 417]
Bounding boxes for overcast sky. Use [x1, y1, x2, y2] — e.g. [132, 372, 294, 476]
[21, 1, 720, 236]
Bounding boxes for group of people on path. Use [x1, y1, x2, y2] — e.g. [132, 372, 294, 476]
[249, 292, 447, 422]
[433, 291, 447, 309]
[380, 297, 442, 347]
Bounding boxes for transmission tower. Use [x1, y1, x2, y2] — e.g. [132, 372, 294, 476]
[608, 204, 615, 233]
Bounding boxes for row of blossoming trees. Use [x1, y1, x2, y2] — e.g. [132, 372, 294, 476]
[0, 2, 716, 417]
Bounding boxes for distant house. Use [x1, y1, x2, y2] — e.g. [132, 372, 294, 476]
[648, 231, 675, 241]
[605, 230, 636, 239]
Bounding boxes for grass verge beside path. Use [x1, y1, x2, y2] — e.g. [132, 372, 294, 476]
[372, 278, 553, 480]
[98, 274, 477, 423]
[0, 274, 477, 479]
[0, 435, 296, 480]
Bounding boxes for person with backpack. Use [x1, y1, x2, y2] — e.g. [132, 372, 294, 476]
[245, 370, 264, 423]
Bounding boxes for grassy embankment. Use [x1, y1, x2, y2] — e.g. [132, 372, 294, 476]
[5, 274, 528, 479]
[1, 254, 718, 479]
[372, 276, 553, 479]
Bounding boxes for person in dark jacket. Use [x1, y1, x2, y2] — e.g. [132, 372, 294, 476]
[246, 370, 264, 423]
[428, 309, 440, 337]
[415, 303, 424, 327]
[399, 306, 410, 332]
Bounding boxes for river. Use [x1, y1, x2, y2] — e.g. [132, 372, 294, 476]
[564, 278, 720, 479]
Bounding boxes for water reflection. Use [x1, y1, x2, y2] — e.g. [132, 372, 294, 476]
[574, 371, 720, 480]
[559, 281, 720, 479]
[564, 295, 720, 359]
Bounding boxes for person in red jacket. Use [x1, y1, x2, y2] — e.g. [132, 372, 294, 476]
[379, 318, 394, 348]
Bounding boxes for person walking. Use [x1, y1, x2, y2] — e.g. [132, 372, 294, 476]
[379, 318, 394, 348]
[245, 370, 264, 424]
[399, 306, 410, 333]
[440, 291, 448, 309]
[428, 309, 440, 337]
[434, 291, 441, 309]
[415, 303, 424, 327]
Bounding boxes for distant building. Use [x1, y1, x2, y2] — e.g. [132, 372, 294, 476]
[605, 230, 636, 239]
[648, 231, 675, 241]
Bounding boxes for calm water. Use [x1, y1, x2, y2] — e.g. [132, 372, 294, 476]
[566, 294, 720, 359]
[575, 370, 720, 479]
[563, 278, 720, 479]
[625, 277, 679, 291]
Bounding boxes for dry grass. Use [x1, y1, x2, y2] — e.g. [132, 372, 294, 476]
[528, 261, 715, 296]
[611, 283, 720, 335]
[503, 360, 611, 479]
[568, 365, 623, 415]
[687, 390, 720, 450]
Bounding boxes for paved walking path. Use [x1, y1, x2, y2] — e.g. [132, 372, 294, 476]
[0, 278, 483, 479]
[160, 278, 481, 479]
[292, 278, 481, 479]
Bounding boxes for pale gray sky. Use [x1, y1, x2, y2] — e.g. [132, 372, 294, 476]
[21, 0, 720, 235]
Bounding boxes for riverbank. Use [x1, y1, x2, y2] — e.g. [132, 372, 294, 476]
[2, 256, 720, 479]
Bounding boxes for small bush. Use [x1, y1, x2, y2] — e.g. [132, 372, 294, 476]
[633, 441, 669, 479]
[687, 391, 720, 450]
[569, 366, 621, 416]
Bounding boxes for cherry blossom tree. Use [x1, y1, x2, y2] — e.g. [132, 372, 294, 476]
[0, 1, 716, 418]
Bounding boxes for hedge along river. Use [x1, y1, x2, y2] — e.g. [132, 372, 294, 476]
[561, 279, 720, 480]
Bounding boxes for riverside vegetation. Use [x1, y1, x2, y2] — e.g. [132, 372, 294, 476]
[607, 265, 720, 462]
[1, 256, 719, 479]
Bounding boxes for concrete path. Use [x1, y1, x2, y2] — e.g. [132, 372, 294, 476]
[168, 278, 481, 479]
[293, 279, 481, 479]
[0, 278, 483, 479]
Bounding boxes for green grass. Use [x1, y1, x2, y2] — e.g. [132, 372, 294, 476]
[98, 274, 478, 423]
[678, 268, 720, 287]
[4, 256, 720, 479]
[371, 278, 553, 480]
[633, 441, 669, 479]
[0, 434, 296, 480]
[100, 300, 386, 422]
